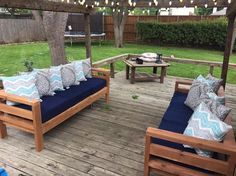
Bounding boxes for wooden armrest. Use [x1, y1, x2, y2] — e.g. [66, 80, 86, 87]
[92, 68, 110, 76]
[175, 80, 193, 93]
[146, 127, 236, 155]
[0, 90, 40, 106]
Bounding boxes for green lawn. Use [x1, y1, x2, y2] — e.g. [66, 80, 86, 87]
[0, 41, 236, 83]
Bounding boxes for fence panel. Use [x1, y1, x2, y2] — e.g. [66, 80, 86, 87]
[0, 19, 45, 44]
[104, 15, 222, 42]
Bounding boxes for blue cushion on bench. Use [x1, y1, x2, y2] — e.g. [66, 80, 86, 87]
[15, 78, 106, 123]
[163, 92, 193, 125]
[152, 91, 195, 153]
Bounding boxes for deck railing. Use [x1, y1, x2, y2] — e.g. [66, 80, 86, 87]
[93, 54, 236, 78]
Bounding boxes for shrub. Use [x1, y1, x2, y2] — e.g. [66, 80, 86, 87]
[136, 18, 236, 51]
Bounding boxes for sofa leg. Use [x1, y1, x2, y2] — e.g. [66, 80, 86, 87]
[105, 92, 109, 103]
[0, 121, 7, 139]
[34, 131, 44, 152]
[144, 165, 150, 176]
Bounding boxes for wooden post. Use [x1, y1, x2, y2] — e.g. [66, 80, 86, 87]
[209, 65, 214, 75]
[110, 63, 115, 78]
[221, 15, 236, 88]
[84, 13, 92, 61]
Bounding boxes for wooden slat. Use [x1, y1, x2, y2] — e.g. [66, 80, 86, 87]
[146, 128, 236, 155]
[148, 159, 211, 176]
[0, 114, 34, 133]
[42, 87, 108, 133]
[149, 144, 228, 175]
[0, 90, 39, 106]
[0, 103, 33, 120]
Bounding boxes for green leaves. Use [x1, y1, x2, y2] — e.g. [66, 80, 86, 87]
[136, 18, 232, 51]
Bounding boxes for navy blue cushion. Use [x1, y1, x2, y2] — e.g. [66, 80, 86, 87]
[163, 92, 193, 125]
[153, 91, 195, 153]
[15, 78, 106, 123]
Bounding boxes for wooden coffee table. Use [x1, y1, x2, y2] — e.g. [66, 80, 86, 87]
[124, 59, 170, 84]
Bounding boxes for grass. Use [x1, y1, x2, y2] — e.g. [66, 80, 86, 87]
[0, 41, 236, 83]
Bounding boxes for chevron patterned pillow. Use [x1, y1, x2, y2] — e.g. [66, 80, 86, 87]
[82, 58, 92, 78]
[49, 66, 64, 92]
[1, 73, 40, 105]
[71, 61, 87, 82]
[184, 102, 232, 157]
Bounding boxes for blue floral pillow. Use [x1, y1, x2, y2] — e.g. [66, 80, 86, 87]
[1, 73, 40, 105]
[184, 102, 232, 157]
[207, 92, 225, 105]
[196, 74, 222, 92]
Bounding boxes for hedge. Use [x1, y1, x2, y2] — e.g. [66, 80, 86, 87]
[136, 18, 236, 51]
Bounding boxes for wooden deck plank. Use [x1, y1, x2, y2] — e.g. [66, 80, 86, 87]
[0, 71, 235, 176]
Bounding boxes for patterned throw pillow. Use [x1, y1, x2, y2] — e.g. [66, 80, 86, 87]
[207, 92, 225, 105]
[1, 74, 40, 105]
[203, 99, 231, 121]
[82, 58, 92, 78]
[184, 102, 232, 157]
[61, 64, 79, 89]
[196, 74, 223, 93]
[206, 74, 223, 93]
[49, 66, 64, 91]
[184, 80, 212, 110]
[34, 69, 55, 97]
[71, 61, 87, 82]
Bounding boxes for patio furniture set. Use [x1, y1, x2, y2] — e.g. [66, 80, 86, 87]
[0, 57, 235, 175]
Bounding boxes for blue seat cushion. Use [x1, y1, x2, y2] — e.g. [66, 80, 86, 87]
[15, 78, 106, 123]
[163, 92, 193, 126]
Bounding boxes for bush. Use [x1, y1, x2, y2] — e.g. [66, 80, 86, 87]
[136, 18, 236, 51]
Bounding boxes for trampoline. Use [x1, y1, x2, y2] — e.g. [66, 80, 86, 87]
[65, 13, 106, 46]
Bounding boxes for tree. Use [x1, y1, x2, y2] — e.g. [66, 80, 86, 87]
[112, 6, 129, 48]
[32, 11, 68, 65]
[194, 7, 213, 16]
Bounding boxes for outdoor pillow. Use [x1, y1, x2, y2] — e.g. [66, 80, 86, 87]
[33, 69, 55, 97]
[203, 99, 231, 121]
[71, 61, 87, 82]
[49, 66, 64, 91]
[206, 74, 223, 92]
[82, 58, 92, 78]
[1, 73, 40, 105]
[184, 80, 212, 110]
[0, 168, 8, 176]
[207, 92, 225, 105]
[61, 64, 80, 89]
[183, 102, 232, 157]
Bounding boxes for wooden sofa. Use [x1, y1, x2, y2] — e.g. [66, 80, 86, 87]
[0, 68, 110, 152]
[144, 80, 236, 176]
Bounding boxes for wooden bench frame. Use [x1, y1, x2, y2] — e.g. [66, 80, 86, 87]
[0, 68, 110, 152]
[144, 80, 236, 176]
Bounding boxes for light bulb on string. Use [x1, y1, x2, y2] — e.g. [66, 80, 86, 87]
[194, 5, 197, 8]
[111, 1, 114, 6]
[149, 1, 152, 6]
[228, 0, 231, 3]
[169, 1, 172, 6]
[105, 0, 108, 4]
[205, 3, 208, 8]
[179, 0, 183, 3]
[214, 1, 217, 5]
[190, 0, 194, 4]
[133, 2, 136, 6]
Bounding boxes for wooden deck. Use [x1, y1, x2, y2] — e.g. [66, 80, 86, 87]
[0, 72, 236, 176]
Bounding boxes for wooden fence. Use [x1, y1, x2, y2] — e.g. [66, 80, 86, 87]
[104, 15, 223, 42]
[0, 19, 45, 44]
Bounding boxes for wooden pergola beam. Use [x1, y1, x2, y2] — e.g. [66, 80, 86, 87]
[88, 0, 229, 8]
[0, 0, 93, 13]
[221, 15, 236, 88]
[226, 0, 236, 17]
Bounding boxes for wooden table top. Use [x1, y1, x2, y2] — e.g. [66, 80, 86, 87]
[124, 59, 170, 67]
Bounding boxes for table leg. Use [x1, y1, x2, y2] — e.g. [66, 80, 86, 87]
[130, 67, 135, 84]
[126, 65, 130, 79]
[160, 67, 166, 84]
[153, 67, 157, 74]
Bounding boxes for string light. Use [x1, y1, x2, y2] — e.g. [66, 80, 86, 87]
[149, 1, 152, 6]
[214, 1, 217, 5]
[179, 0, 183, 3]
[205, 3, 208, 8]
[228, 0, 231, 3]
[105, 0, 108, 4]
[190, 0, 194, 4]
[169, 1, 172, 6]
[111, 1, 114, 6]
